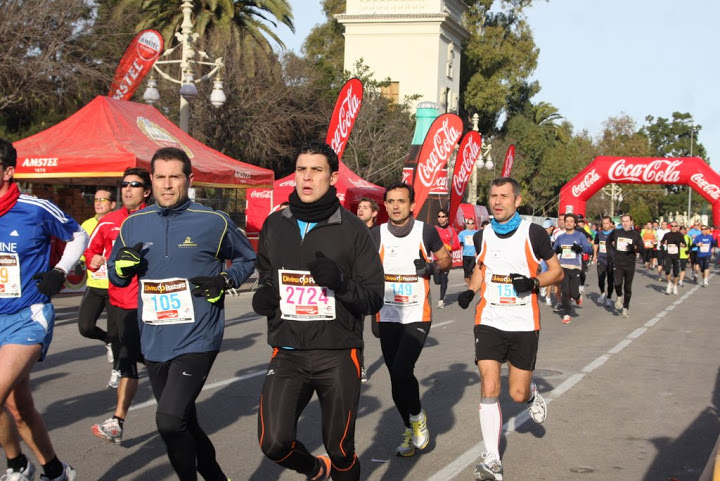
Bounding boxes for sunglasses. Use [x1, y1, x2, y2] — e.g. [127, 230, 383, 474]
[438, 215, 447, 218]
[121, 181, 145, 188]
[467, 221, 475, 224]
[670, 224, 678, 227]
[94, 198, 112, 203]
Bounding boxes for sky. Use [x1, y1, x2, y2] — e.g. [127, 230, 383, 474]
[275, 0, 720, 172]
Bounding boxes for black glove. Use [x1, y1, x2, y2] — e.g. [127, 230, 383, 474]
[252, 284, 280, 316]
[32, 268, 66, 297]
[457, 289, 475, 309]
[571, 243, 583, 254]
[114, 242, 144, 278]
[625, 242, 635, 253]
[308, 252, 345, 292]
[555, 245, 563, 255]
[189, 275, 229, 303]
[414, 249, 435, 277]
[510, 273, 539, 294]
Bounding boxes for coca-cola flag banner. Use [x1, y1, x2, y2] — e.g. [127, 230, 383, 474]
[501, 144, 515, 178]
[109, 29, 164, 100]
[449, 131, 482, 224]
[412, 113, 463, 216]
[559, 156, 720, 226]
[325, 78, 363, 161]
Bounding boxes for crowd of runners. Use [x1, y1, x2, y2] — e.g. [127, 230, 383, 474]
[2, 133, 718, 481]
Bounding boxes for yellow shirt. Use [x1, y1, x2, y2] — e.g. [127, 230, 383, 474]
[81, 216, 108, 289]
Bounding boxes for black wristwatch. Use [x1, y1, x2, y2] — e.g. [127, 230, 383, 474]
[220, 273, 235, 289]
[532, 277, 540, 290]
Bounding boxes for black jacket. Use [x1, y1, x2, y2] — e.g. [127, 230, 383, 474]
[257, 205, 384, 350]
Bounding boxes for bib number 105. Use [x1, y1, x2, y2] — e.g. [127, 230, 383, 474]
[151, 293, 181, 311]
[284, 286, 329, 305]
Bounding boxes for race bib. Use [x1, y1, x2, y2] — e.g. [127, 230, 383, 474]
[278, 270, 336, 321]
[561, 245, 576, 260]
[141, 278, 195, 325]
[617, 237, 632, 252]
[599, 241, 607, 254]
[700, 243, 710, 253]
[91, 263, 108, 281]
[644, 240, 654, 248]
[464, 236, 474, 247]
[667, 244, 679, 255]
[384, 273, 420, 306]
[0, 253, 22, 298]
[486, 273, 528, 306]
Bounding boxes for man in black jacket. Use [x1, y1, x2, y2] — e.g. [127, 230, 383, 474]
[607, 214, 644, 318]
[252, 141, 384, 481]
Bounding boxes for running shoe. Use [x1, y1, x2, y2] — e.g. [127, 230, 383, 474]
[658, 275, 664, 282]
[1, 461, 36, 481]
[91, 417, 123, 444]
[360, 367, 368, 383]
[665, 283, 672, 295]
[614, 296, 623, 310]
[598, 293, 606, 305]
[703, 279, 709, 287]
[395, 428, 415, 457]
[673, 284, 678, 295]
[552, 304, 562, 313]
[306, 455, 331, 481]
[605, 298, 613, 308]
[545, 296, 552, 306]
[38, 463, 75, 481]
[621, 308, 629, 318]
[679, 280, 684, 287]
[107, 369, 120, 389]
[474, 452, 503, 480]
[527, 382, 547, 423]
[579, 285, 585, 294]
[562, 315, 572, 324]
[409, 410, 430, 450]
[105, 343, 113, 363]
[437, 299, 445, 309]
[575, 296, 583, 306]
[539, 287, 547, 297]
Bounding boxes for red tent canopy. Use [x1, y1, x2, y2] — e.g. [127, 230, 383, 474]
[13, 96, 273, 188]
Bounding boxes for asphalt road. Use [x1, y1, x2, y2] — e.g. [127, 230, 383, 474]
[10, 263, 720, 480]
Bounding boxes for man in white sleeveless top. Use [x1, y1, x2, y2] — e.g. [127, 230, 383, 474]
[458, 177, 563, 480]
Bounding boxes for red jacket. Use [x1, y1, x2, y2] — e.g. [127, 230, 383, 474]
[84, 204, 146, 309]
[435, 224, 460, 252]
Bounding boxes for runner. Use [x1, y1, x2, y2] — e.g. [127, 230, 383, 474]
[109, 147, 256, 480]
[434, 208, 459, 308]
[77, 188, 118, 384]
[458, 218, 479, 288]
[86, 168, 151, 444]
[376, 182, 451, 457]
[659, 222, 685, 295]
[607, 214, 644, 318]
[456, 177, 563, 480]
[678, 226, 691, 287]
[0, 138, 83, 481]
[640, 222, 656, 270]
[687, 221, 702, 283]
[253, 141, 384, 481]
[552, 214, 593, 324]
[694, 225, 715, 287]
[655, 221, 669, 281]
[540, 219, 555, 306]
[575, 214, 593, 293]
[594, 216, 616, 308]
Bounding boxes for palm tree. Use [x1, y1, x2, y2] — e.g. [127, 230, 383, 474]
[112, 0, 294, 74]
[531, 101, 568, 143]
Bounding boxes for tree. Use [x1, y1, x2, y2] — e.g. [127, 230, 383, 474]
[109, 0, 295, 75]
[302, 0, 346, 91]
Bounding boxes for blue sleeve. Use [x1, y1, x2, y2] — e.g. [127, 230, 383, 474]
[218, 213, 257, 287]
[40, 202, 82, 241]
[582, 235, 593, 253]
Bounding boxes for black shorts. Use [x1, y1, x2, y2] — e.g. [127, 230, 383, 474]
[698, 256, 711, 271]
[462, 256, 476, 278]
[474, 324, 539, 371]
[680, 258, 688, 271]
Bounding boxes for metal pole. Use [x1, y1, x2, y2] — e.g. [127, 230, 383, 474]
[688, 127, 694, 222]
[179, 1, 194, 133]
[610, 184, 614, 218]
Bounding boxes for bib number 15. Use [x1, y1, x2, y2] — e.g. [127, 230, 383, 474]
[497, 284, 517, 297]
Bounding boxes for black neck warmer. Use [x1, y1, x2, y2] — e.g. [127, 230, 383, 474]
[289, 186, 341, 222]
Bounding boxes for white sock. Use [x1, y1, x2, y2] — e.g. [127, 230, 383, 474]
[479, 399, 502, 459]
[409, 409, 424, 422]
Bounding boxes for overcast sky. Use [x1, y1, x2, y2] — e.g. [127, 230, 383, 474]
[275, 0, 720, 171]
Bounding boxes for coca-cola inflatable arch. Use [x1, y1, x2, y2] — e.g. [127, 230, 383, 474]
[559, 157, 720, 225]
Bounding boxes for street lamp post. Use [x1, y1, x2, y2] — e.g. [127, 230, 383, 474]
[688, 125, 694, 223]
[142, 0, 226, 133]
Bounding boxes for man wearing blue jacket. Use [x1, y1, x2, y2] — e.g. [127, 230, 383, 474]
[109, 147, 256, 481]
[553, 213, 593, 324]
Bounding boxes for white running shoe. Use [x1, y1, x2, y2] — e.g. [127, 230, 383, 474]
[598, 293, 606, 305]
[579, 285, 585, 294]
[360, 367, 368, 383]
[673, 284, 678, 295]
[621, 308, 629, 318]
[665, 283, 672, 295]
[1, 461, 36, 481]
[615, 296, 623, 310]
[91, 417, 123, 444]
[409, 410, 430, 450]
[395, 428, 414, 457]
[437, 299, 445, 309]
[474, 452, 503, 480]
[39, 463, 75, 481]
[562, 315, 572, 324]
[528, 382, 547, 423]
[679, 280, 684, 287]
[539, 287, 547, 297]
[105, 343, 113, 363]
[107, 369, 120, 389]
[545, 296, 552, 306]
[605, 298, 613, 308]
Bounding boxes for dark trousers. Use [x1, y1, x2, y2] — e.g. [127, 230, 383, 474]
[434, 270, 449, 300]
[561, 268, 581, 315]
[106, 304, 140, 378]
[77, 287, 115, 343]
[146, 351, 224, 481]
[258, 349, 362, 481]
[379, 321, 430, 427]
[597, 263, 615, 297]
[614, 265, 635, 309]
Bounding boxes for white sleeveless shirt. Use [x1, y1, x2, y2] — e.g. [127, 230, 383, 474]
[474, 219, 541, 331]
[377, 221, 432, 324]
